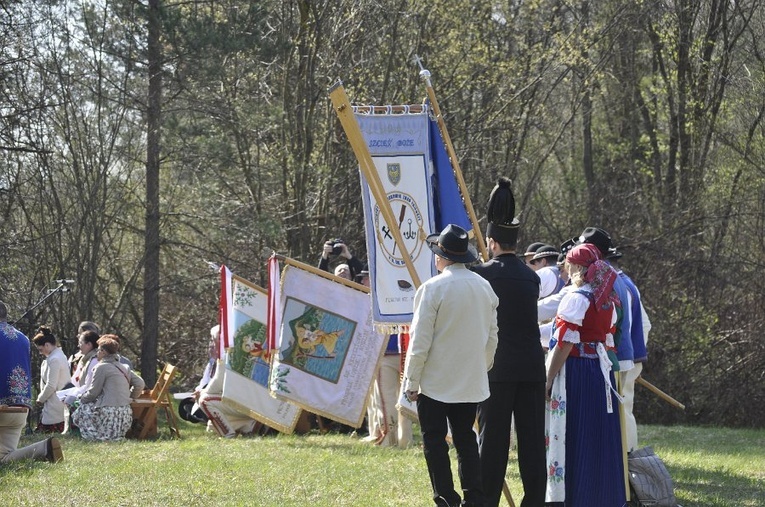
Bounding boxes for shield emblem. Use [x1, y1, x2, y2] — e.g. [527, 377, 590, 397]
[387, 163, 401, 186]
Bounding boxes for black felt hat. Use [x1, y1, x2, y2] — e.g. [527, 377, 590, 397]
[531, 244, 559, 261]
[426, 224, 478, 263]
[578, 227, 613, 256]
[557, 237, 577, 264]
[606, 247, 623, 260]
[523, 241, 546, 258]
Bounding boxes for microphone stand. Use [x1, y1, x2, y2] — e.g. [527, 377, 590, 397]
[10, 279, 74, 435]
[10, 279, 74, 330]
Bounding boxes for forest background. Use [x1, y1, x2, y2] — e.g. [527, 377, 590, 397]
[1, 0, 763, 428]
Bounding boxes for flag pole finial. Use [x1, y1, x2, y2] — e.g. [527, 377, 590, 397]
[412, 54, 432, 84]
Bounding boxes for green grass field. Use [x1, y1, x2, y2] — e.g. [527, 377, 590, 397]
[1, 415, 763, 506]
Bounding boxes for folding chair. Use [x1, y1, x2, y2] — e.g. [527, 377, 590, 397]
[130, 363, 181, 439]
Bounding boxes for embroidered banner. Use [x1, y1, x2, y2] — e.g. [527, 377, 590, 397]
[356, 112, 435, 329]
[269, 263, 386, 427]
[222, 276, 301, 434]
[356, 110, 472, 330]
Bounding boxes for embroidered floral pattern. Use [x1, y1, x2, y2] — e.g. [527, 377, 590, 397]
[548, 460, 565, 482]
[234, 284, 256, 308]
[548, 393, 566, 417]
[270, 365, 291, 393]
[545, 364, 567, 502]
[1, 364, 31, 406]
[8, 364, 30, 397]
[0, 322, 19, 339]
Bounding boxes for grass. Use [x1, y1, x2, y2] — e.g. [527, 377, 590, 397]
[1, 412, 763, 507]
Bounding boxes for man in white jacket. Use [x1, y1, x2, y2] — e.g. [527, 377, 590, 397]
[403, 224, 499, 507]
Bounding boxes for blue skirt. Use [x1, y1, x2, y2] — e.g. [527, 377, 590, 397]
[557, 357, 626, 507]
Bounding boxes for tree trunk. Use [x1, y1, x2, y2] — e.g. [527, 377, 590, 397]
[142, 0, 162, 387]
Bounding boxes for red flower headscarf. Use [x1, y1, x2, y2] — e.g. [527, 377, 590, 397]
[566, 243, 618, 311]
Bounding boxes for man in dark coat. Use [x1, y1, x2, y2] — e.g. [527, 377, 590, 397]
[472, 177, 547, 507]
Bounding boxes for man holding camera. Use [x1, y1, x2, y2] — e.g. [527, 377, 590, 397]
[318, 238, 364, 281]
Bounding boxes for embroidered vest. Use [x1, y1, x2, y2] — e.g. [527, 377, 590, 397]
[569, 289, 614, 358]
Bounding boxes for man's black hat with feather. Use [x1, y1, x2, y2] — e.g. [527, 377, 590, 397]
[486, 176, 520, 245]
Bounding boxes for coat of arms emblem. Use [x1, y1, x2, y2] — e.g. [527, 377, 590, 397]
[387, 163, 401, 186]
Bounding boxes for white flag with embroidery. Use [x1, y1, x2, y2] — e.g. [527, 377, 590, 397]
[222, 276, 301, 434]
[269, 263, 386, 427]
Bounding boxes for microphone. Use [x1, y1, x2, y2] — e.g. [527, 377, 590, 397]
[55, 279, 75, 285]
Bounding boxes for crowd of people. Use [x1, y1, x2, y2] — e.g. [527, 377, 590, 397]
[1, 314, 147, 464]
[399, 176, 651, 507]
[312, 188, 651, 507]
[310, 186, 651, 507]
[2, 179, 650, 507]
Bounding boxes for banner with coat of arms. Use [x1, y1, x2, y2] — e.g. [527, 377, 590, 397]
[222, 276, 302, 434]
[268, 263, 386, 428]
[355, 108, 472, 331]
[356, 111, 437, 330]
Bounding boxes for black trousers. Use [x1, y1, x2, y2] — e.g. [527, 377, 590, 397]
[478, 381, 547, 507]
[418, 394, 485, 507]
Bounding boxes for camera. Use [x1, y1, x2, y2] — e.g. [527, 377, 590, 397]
[329, 238, 344, 256]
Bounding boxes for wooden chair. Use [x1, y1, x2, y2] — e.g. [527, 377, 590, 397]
[130, 363, 181, 440]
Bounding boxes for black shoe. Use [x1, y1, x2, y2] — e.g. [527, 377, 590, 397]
[46, 437, 64, 463]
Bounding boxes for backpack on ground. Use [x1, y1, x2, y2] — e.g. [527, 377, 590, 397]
[627, 446, 678, 507]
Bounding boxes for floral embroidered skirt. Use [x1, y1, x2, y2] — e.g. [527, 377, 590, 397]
[72, 403, 133, 442]
[546, 357, 625, 506]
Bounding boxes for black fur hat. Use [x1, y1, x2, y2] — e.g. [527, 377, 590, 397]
[486, 176, 520, 245]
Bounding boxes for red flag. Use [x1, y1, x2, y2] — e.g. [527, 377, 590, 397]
[218, 264, 233, 358]
[267, 255, 281, 353]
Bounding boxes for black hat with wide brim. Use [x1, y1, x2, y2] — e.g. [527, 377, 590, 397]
[178, 396, 208, 424]
[426, 224, 478, 263]
[578, 226, 613, 256]
[606, 247, 623, 260]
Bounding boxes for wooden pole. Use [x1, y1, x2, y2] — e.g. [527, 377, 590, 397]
[617, 375, 631, 502]
[414, 56, 488, 262]
[636, 376, 686, 410]
[271, 253, 370, 294]
[501, 481, 517, 507]
[328, 81, 422, 288]
[413, 58, 514, 507]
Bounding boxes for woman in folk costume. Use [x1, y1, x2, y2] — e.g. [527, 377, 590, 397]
[73, 335, 144, 441]
[32, 327, 70, 433]
[68, 330, 100, 395]
[544, 243, 626, 506]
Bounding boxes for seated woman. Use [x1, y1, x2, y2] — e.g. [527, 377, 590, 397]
[57, 330, 100, 434]
[59, 330, 100, 402]
[72, 335, 144, 442]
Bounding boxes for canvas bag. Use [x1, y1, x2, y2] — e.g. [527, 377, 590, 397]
[628, 446, 678, 507]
